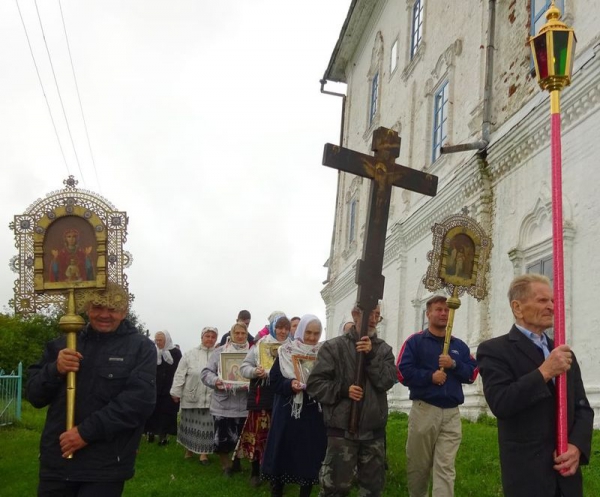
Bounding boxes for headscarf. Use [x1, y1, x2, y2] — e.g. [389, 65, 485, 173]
[268, 313, 286, 339]
[278, 314, 323, 418]
[219, 323, 250, 392]
[156, 330, 175, 365]
[338, 315, 354, 335]
[221, 323, 250, 353]
[201, 326, 218, 339]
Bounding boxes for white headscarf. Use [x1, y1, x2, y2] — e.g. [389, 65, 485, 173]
[338, 315, 354, 336]
[156, 330, 175, 365]
[278, 314, 322, 418]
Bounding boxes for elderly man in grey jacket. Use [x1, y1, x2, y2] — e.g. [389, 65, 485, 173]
[306, 304, 397, 497]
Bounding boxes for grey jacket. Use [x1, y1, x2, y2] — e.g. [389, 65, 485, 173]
[170, 345, 215, 409]
[200, 346, 248, 418]
[306, 329, 397, 436]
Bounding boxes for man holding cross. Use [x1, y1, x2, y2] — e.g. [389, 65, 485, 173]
[306, 303, 396, 496]
[310, 126, 437, 496]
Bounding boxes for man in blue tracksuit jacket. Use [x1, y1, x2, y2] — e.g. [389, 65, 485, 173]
[397, 295, 478, 497]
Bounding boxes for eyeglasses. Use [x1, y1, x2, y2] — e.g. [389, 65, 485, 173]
[356, 309, 384, 324]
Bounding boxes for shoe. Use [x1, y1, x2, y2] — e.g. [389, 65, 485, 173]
[250, 475, 261, 488]
[231, 458, 241, 473]
[200, 459, 210, 466]
[223, 468, 233, 478]
[147, 433, 155, 443]
[158, 439, 168, 446]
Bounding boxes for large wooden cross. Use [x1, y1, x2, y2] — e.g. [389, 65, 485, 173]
[323, 126, 438, 432]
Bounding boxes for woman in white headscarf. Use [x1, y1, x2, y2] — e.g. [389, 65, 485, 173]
[170, 326, 219, 463]
[145, 330, 182, 445]
[261, 315, 327, 497]
[201, 322, 250, 477]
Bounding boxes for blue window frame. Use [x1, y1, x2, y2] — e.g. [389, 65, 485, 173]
[531, 0, 564, 38]
[410, 0, 424, 60]
[349, 199, 357, 243]
[369, 72, 379, 126]
[432, 81, 448, 162]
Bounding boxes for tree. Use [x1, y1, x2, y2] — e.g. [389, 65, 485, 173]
[0, 313, 61, 373]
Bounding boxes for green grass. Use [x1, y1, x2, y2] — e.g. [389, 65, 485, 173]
[2, 404, 599, 496]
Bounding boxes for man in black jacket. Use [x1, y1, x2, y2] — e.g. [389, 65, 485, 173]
[477, 274, 593, 497]
[27, 284, 156, 497]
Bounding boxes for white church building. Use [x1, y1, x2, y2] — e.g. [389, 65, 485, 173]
[319, 0, 600, 425]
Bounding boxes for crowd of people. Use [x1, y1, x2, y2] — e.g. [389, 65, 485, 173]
[25, 274, 594, 496]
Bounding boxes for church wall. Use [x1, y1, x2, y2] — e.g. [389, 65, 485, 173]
[322, 0, 600, 425]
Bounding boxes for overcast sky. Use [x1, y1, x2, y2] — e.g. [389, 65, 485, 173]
[0, 0, 351, 351]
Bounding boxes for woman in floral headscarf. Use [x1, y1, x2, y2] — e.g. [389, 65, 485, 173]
[261, 315, 327, 497]
[145, 330, 182, 445]
[237, 314, 291, 487]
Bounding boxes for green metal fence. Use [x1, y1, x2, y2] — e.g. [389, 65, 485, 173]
[0, 362, 22, 426]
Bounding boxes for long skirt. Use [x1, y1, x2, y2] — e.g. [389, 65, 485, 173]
[177, 408, 214, 454]
[213, 416, 246, 454]
[235, 409, 271, 463]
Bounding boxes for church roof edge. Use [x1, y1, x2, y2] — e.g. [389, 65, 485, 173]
[323, 0, 379, 83]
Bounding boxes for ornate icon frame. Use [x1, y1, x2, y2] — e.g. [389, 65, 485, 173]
[9, 176, 132, 314]
[423, 212, 492, 301]
[258, 342, 281, 372]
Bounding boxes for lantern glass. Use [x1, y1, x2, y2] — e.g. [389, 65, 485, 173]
[553, 31, 569, 76]
[533, 34, 549, 80]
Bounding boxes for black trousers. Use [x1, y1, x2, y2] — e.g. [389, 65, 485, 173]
[38, 480, 125, 497]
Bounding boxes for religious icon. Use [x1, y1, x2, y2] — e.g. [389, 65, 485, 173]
[258, 342, 281, 372]
[219, 353, 249, 384]
[424, 211, 491, 300]
[292, 354, 316, 385]
[442, 231, 476, 283]
[42, 215, 97, 288]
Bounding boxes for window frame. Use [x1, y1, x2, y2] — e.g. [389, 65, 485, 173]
[431, 80, 449, 163]
[348, 198, 358, 244]
[410, 0, 424, 60]
[369, 72, 380, 126]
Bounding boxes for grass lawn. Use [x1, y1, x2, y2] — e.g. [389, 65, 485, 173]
[2, 402, 599, 496]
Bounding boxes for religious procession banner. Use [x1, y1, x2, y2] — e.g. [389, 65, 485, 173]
[423, 210, 492, 362]
[9, 176, 131, 314]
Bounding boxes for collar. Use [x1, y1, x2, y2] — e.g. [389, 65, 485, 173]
[424, 328, 450, 341]
[515, 324, 550, 348]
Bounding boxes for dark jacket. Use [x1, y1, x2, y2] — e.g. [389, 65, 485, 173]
[477, 326, 594, 497]
[26, 320, 156, 482]
[397, 329, 478, 408]
[306, 328, 397, 437]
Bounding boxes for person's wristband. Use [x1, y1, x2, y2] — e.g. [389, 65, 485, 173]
[451, 359, 457, 370]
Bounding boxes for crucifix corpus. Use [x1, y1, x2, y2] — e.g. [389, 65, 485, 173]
[323, 126, 438, 432]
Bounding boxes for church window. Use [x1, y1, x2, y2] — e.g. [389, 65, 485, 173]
[369, 72, 379, 126]
[526, 255, 554, 285]
[391, 39, 398, 74]
[432, 80, 448, 162]
[410, 0, 424, 60]
[348, 198, 357, 244]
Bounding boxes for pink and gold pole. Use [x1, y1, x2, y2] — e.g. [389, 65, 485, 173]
[530, 2, 576, 457]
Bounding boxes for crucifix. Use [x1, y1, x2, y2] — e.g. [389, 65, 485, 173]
[323, 126, 438, 432]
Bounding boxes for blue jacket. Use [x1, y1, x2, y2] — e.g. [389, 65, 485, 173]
[397, 329, 478, 408]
